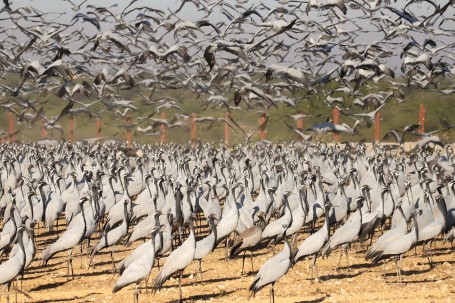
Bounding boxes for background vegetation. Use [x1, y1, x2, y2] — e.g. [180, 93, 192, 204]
[0, 74, 454, 145]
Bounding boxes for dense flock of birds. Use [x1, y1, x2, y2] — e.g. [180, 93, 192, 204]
[1, 0, 455, 302]
[0, 140, 455, 302]
[0, 0, 454, 142]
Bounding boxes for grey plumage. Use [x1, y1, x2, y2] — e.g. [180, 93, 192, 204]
[249, 224, 291, 303]
[294, 202, 332, 280]
[0, 226, 28, 302]
[112, 227, 160, 303]
[230, 211, 267, 275]
[152, 214, 196, 303]
[90, 198, 130, 267]
[321, 197, 365, 258]
[193, 213, 218, 280]
[42, 197, 88, 280]
[369, 209, 420, 283]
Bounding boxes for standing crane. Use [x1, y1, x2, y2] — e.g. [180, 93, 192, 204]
[112, 227, 160, 303]
[230, 211, 267, 275]
[0, 226, 28, 303]
[152, 213, 197, 303]
[249, 224, 292, 303]
[42, 197, 89, 280]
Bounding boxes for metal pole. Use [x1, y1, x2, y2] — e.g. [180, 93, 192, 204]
[7, 111, 14, 143]
[333, 108, 339, 143]
[69, 113, 74, 143]
[297, 116, 303, 141]
[418, 104, 425, 140]
[160, 112, 166, 144]
[96, 117, 102, 138]
[224, 112, 230, 146]
[126, 116, 132, 148]
[191, 113, 196, 147]
[374, 112, 380, 144]
[41, 121, 47, 139]
[260, 113, 266, 141]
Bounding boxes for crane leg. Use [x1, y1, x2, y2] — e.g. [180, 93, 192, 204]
[134, 283, 139, 303]
[345, 246, 351, 271]
[250, 251, 254, 273]
[395, 255, 403, 284]
[55, 218, 60, 240]
[394, 257, 399, 283]
[88, 255, 94, 269]
[336, 250, 343, 271]
[427, 241, 433, 269]
[178, 270, 183, 303]
[310, 255, 315, 282]
[197, 259, 203, 281]
[6, 282, 11, 303]
[382, 262, 387, 280]
[270, 282, 275, 303]
[224, 238, 229, 261]
[311, 255, 319, 282]
[111, 245, 116, 270]
[241, 251, 246, 275]
[67, 248, 74, 280]
[0, 283, 4, 302]
[80, 241, 84, 269]
[144, 275, 149, 293]
[21, 271, 24, 291]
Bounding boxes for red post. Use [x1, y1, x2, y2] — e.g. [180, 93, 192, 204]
[260, 113, 267, 141]
[96, 117, 102, 138]
[191, 113, 196, 147]
[374, 112, 380, 143]
[160, 112, 166, 144]
[7, 111, 14, 143]
[297, 116, 303, 141]
[126, 116, 132, 148]
[69, 113, 74, 143]
[41, 121, 48, 139]
[224, 112, 230, 146]
[418, 104, 425, 140]
[333, 108, 340, 142]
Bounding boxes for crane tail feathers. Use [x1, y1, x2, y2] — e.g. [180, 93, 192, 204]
[151, 271, 167, 292]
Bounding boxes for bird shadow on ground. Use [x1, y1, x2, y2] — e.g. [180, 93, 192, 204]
[345, 262, 377, 270]
[295, 295, 326, 303]
[183, 289, 237, 302]
[157, 275, 238, 290]
[35, 237, 63, 246]
[33, 292, 102, 303]
[423, 250, 455, 258]
[30, 280, 68, 292]
[28, 261, 66, 272]
[318, 271, 362, 281]
[90, 259, 118, 268]
[400, 266, 433, 276]
[240, 271, 258, 277]
[396, 276, 451, 284]
[383, 266, 433, 280]
[22, 273, 47, 281]
[194, 276, 239, 285]
[78, 268, 114, 277]
[428, 259, 455, 266]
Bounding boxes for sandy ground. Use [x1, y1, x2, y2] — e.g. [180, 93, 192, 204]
[3, 217, 455, 303]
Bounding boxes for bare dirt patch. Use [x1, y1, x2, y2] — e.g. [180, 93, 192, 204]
[7, 219, 455, 303]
